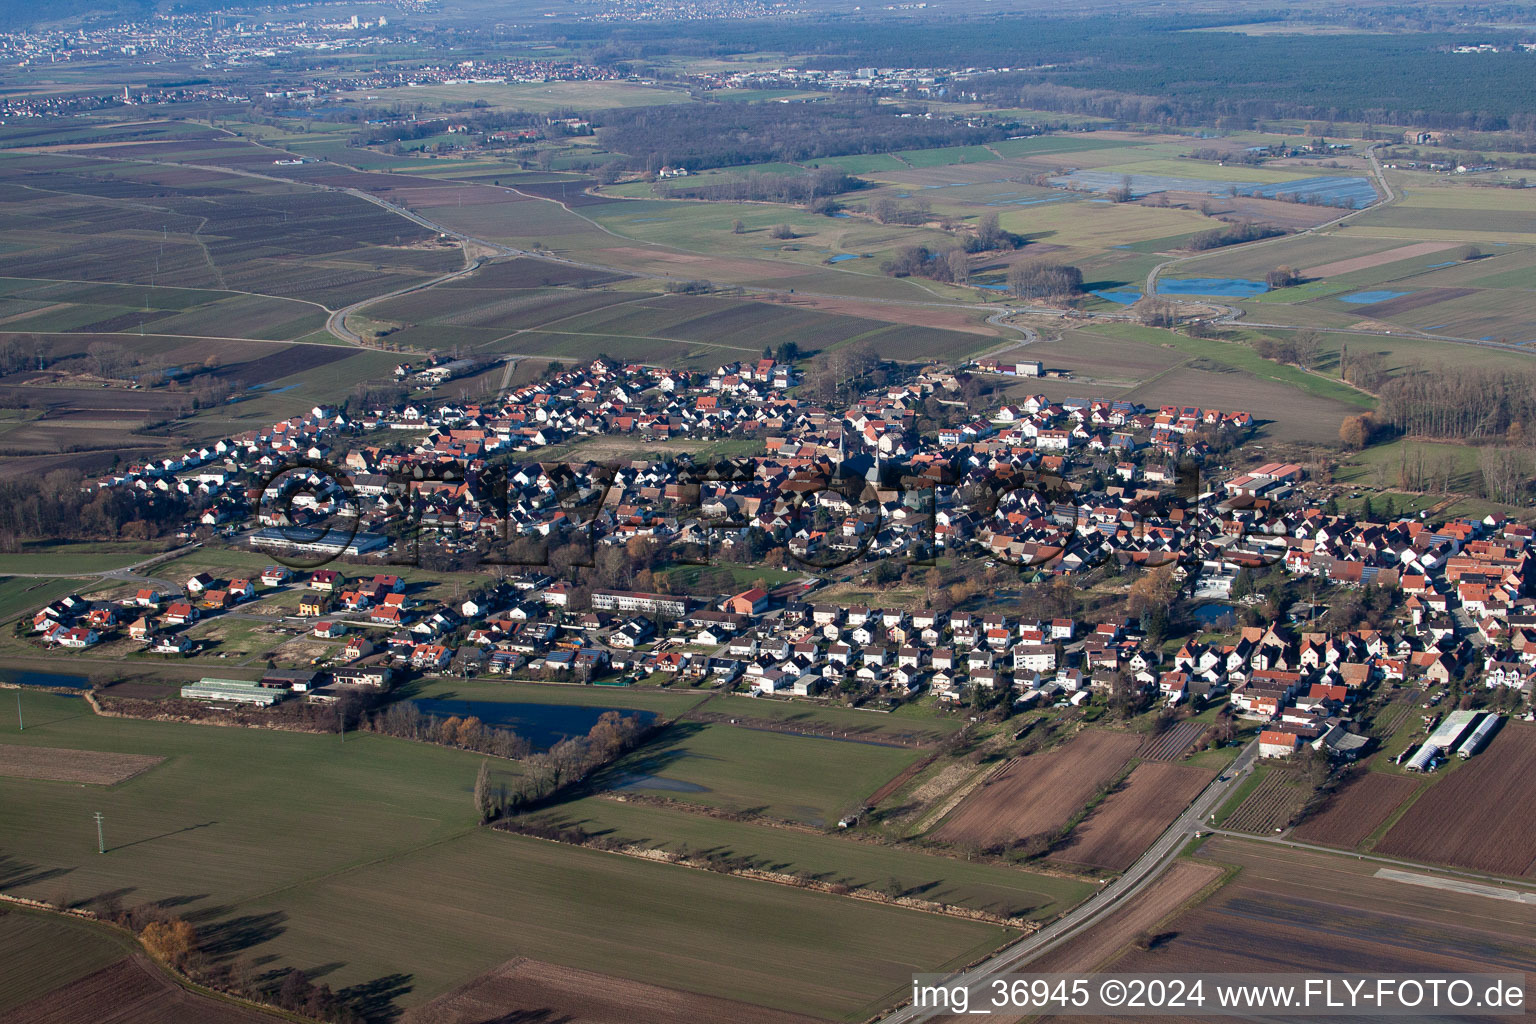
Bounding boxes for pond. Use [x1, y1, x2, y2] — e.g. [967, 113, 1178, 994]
[1155, 278, 1269, 298]
[1092, 289, 1143, 304]
[609, 771, 709, 794]
[1190, 603, 1238, 627]
[827, 253, 862, 262]
[0, 668, 90, 690]
[410, 698, 656, 751]
[1340, 290, 1412, 304]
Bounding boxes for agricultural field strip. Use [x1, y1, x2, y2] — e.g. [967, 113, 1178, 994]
[1374, 868, 1536, 905]
[0, 744, 165, 785]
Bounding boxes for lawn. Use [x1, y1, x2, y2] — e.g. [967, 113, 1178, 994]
[531, 794, 1094, 921]
[0, 693, 1007, 1021]
[604, 720, 922, 825]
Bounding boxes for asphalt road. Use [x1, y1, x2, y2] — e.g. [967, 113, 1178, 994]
[880, 737, 1261, 1023]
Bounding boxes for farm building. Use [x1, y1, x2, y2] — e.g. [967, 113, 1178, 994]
[1455, 714, 1502, 758]
[250, 527, 389, 558]
[1404, 742, 1441, 772]
[1426, 709, 1480, 753]
[181, 678, 285, 706]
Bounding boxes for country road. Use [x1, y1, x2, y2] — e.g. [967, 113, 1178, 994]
[879, 738, 1261, 1023]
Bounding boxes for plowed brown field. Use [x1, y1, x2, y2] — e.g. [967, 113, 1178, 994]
[933, 731, 1140, 849]
[1048, 763, 1214, 871]
[1290, 770, 1421, 849]
[0, 744, 164, 785]
[1376, 722, 1536, 876]
[7, 955, 275, 1024]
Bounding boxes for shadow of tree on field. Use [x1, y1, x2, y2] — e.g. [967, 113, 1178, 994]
[196, 910, 289, 959]
[0, 854, 73, 892]
[471, 1011, 576, 1024]
[339, 971, 414, 1023]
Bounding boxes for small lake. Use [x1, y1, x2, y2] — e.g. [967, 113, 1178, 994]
[609, 771, 709, 794]
[410, 698, 656, 750]
[1191, 603, 1238, 627]
[1093, 289, 1143, 304]
[1156, 278, 1269, 298]
[0, 669, 90, 690]
[1340, 290, 1411, 304]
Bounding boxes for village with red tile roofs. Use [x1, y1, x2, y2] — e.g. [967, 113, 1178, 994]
[22, 352, 1533, 762]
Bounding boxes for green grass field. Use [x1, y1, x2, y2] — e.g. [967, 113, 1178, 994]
[0, 692, 1009, 1020]
[0, 577, 99, 624]
[1085, 324, 1374, 408]
[237, 828, 1009, 1021]
[0, 541, 166, 576]
[531, 794, 1094, 920]
[894, 144, 1000, 167]
[694, 693, 965, 742]
[606, 720, 921, 825]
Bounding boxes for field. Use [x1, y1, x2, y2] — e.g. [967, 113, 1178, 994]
[1047, 763, 1213, 871]
[689, 692, 962, 746]
[0, 743, 164, 785]
[0, 907, 277, 1023]
[1375, 722, 1536, 877]
[529, 793, 1094, 921]
[0, 578, 99, 624]
[1136, 719, 1207, 761]
[1109, 837, 1536, 984]
[234, 828, 1008, 1022]
[402, 957, 820, 1024]
[931, 730, 1141, 849]
[1025, 859, 1224, 973]
[8, 954, 278, 1024]
[371, 270, 997, 366]
[0, 907, 134, 1015]
[602, 720, 922, 826]
[1218, 767, 1312, 834]
[0, 692, 1010, 1021]
[1290, 769, 1422, 849]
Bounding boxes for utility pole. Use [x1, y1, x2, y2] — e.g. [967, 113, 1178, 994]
[338, 703, 344, 743]
[93, 812, 105, 854]
[15, 691, 21, 731]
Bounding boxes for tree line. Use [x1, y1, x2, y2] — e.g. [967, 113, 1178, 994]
[1377, 364, 1536, 439]
[595, 99, 1012, 172]
[665, 168, 859, 205]
[1186, 221, 1286, 251]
